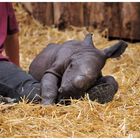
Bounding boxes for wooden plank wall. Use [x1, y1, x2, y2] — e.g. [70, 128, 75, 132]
[53, 3, 84, 29]
[22, 2, 140, 41]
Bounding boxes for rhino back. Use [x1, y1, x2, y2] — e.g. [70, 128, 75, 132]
[46, 40, 98, 77]
[29, 39, 98, 81]
[29, 44, 61, 81]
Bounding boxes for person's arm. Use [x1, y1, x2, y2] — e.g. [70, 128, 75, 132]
[4, 32, 20, 66]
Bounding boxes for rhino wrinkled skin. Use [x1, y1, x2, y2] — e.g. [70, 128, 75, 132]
[29, 34, 128, 105]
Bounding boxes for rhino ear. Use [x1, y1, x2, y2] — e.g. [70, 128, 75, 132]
[84, 33, 95, 47]
[103, 40, 128, 58]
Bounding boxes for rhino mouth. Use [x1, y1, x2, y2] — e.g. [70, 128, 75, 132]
[58, 85, 85, 101]
[58, 82, 87, 98]
[58, 81, 74, 94]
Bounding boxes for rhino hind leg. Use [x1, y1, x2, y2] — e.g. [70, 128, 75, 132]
[87, 76, 118, 104]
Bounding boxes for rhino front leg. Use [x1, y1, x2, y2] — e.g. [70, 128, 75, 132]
[87, 76, 119, 104]
[41, 73, 60, 105]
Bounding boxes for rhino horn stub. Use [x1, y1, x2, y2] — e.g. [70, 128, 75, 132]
[84, 33, 94, 47]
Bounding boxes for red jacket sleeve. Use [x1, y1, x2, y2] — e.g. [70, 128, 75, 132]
[7, 3, 19, 35]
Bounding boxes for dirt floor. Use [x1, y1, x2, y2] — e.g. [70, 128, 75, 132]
[0, 3, 140, 138]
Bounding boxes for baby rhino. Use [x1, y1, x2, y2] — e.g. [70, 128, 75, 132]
[29, 34, 128, 105]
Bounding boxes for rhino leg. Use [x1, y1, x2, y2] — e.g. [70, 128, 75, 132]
[41, 73, 60, 105]
[87, 76, 118, 104]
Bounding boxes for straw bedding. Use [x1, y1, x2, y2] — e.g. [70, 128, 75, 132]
[0, 3, 140, 138]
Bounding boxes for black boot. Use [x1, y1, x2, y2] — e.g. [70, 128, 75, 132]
[87, 76, 118, 104]
[0, 82, 20, 103]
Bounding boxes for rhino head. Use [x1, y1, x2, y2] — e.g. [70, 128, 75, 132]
[58, 34, 128, 99]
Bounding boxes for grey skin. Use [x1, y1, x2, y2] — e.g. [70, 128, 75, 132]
[29, 34, 128, 105]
